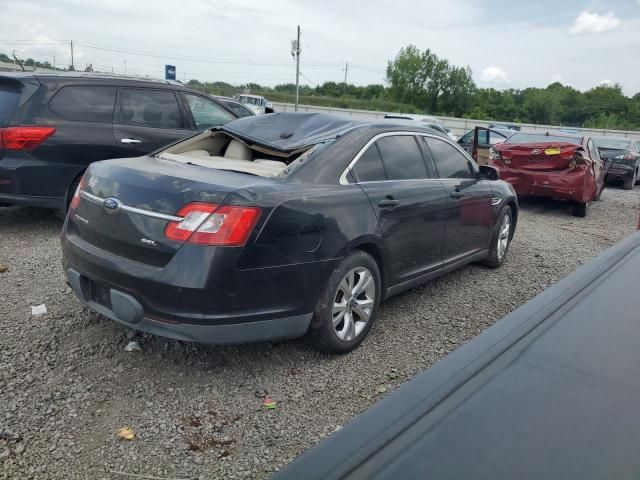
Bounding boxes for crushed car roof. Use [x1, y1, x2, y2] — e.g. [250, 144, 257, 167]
[221, 113, 367, 152]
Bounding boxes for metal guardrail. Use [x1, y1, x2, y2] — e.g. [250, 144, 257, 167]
[272, 102, 640, 140]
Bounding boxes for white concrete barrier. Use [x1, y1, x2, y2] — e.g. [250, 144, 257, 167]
[272, 102, 640, 140]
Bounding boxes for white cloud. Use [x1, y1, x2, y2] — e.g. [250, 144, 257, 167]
[480, 66, 510, 85]
[598, 79, 613, 86]
[569, 11, 620, 35]
[551, 74, 563, 83]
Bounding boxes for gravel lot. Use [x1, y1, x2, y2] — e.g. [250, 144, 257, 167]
[1, 187, 638, 479]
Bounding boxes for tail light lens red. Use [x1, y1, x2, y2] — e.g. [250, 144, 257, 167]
[69, 175, 87, 211]
[0, 126, 56, 150]
[165, 202, 261, 246]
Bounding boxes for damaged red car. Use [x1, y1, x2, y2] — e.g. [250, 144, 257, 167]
[489, 132, 606, 217]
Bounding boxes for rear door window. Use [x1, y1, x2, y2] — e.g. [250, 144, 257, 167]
[0, 78, 38, 126]
[376, 135, 428, 180]
[424, 136, 476, 179]
[184, 94, 235, 129]
[116, 88, 184, 129]
[353, 144, 387, 182]
[50, 86, 117, 123]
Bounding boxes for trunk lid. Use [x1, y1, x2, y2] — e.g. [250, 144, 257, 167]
[598, 147, 637, 166]
[69, 156, 273, 266]
[496, 142, 583, 171]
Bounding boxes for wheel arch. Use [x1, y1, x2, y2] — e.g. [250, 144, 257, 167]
[351, 240, 389, 297]
[504, 199, 518, 239]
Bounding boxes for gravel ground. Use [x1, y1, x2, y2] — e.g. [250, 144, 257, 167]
[1, 187, 638, 479]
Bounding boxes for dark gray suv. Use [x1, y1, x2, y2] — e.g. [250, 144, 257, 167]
[0, 72, 238, 212]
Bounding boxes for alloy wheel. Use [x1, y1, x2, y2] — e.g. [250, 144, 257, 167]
[497, 214, 511, 260]
[332, 267, 376, 342]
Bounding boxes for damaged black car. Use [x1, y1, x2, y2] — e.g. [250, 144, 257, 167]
[60, 113, 518, 353]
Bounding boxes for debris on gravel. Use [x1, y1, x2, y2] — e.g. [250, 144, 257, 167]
[0, 188, 638, 479]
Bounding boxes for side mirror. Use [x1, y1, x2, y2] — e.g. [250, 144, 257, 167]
[479, 165, 500, 181]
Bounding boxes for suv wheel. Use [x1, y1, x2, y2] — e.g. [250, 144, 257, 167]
[307, 251, 381, 354]
[623, 170, 636, 190]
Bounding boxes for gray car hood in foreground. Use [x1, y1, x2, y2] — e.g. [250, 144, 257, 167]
[275, 230, 640, 480]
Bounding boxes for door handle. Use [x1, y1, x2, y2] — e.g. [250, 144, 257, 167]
[378, 197, 400, 208]
[450, 190, 463, 199]
[121, 138, 142, 144]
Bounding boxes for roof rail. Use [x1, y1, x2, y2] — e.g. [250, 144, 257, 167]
[30, 70, 181, 85]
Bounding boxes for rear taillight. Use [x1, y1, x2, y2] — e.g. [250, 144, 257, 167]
[165, 202, 261, 246]
[0, 126, 56, 150]
[559, 150, 576, 160]
[69, 175, 87, 211]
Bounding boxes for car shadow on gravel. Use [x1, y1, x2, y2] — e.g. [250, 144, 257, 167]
[0, 206, 63, 230]
[516, 197, 572, 215]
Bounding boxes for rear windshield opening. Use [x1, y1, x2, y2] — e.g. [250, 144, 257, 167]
[507, 133, 581, 145]
[156, 130, 319, 178]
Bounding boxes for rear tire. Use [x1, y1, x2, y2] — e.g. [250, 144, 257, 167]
[307, 250, 381, 354]
[481, 207, 513, 268]
[572, 202, 589, 217]
[623, 171, 636, 190]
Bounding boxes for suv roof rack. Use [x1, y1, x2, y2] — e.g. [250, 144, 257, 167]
[29, 71, 183, 85]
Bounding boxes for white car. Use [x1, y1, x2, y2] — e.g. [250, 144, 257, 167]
[383, 114, 457, 141]
[236, 94, 273, 115]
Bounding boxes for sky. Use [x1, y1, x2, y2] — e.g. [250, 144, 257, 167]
[2, 0, 640, 95]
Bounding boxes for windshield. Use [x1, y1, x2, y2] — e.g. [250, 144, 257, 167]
[221, 100, 254, 117]
[506, 133, 581, 145]
[593, 138, 632, 150]
[239, 96, 263, 106]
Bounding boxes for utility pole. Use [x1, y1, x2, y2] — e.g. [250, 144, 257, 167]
[53, 56, 55, 69]
[343, 62, 349, 95]
[70, 40, 74, 70]
[291, 25, 301, 111]
[124, 59, 127, 75]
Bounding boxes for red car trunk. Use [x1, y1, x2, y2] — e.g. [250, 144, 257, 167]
[490, 137, 605, 215]
[498, 142, 579, 171]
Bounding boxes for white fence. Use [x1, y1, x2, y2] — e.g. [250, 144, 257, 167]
[272, 102, 640, 141]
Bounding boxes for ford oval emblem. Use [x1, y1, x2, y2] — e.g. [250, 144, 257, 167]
[103, 197, 122, 213]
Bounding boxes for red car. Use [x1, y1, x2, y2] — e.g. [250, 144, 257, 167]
[489, 132, 606, 217]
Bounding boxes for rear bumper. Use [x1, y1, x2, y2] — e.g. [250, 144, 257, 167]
[0, 155, 82, 209]
[606, 164, 635, 182]
[495, 167, 591, 203]
[61, 225, 336, 344]
[0, 192, 64, 209]
[66, 268, 312, 344]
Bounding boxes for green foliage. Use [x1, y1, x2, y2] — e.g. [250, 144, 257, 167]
[3, 48, 639, 130]
[386, 45, 475, 116]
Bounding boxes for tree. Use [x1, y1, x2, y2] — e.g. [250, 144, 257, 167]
[386, 45, 476, 115]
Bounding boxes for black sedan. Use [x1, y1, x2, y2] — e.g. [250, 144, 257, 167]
[60, 113, 518, 353]
[594, 136, 640, 189]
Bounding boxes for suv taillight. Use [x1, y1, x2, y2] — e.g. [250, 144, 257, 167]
[165, 202, 261, 246]
[0, 126, 56, 150]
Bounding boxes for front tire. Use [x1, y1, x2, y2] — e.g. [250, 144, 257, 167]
[307, 251, 381, 354]
[482, 206, 513, 268]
